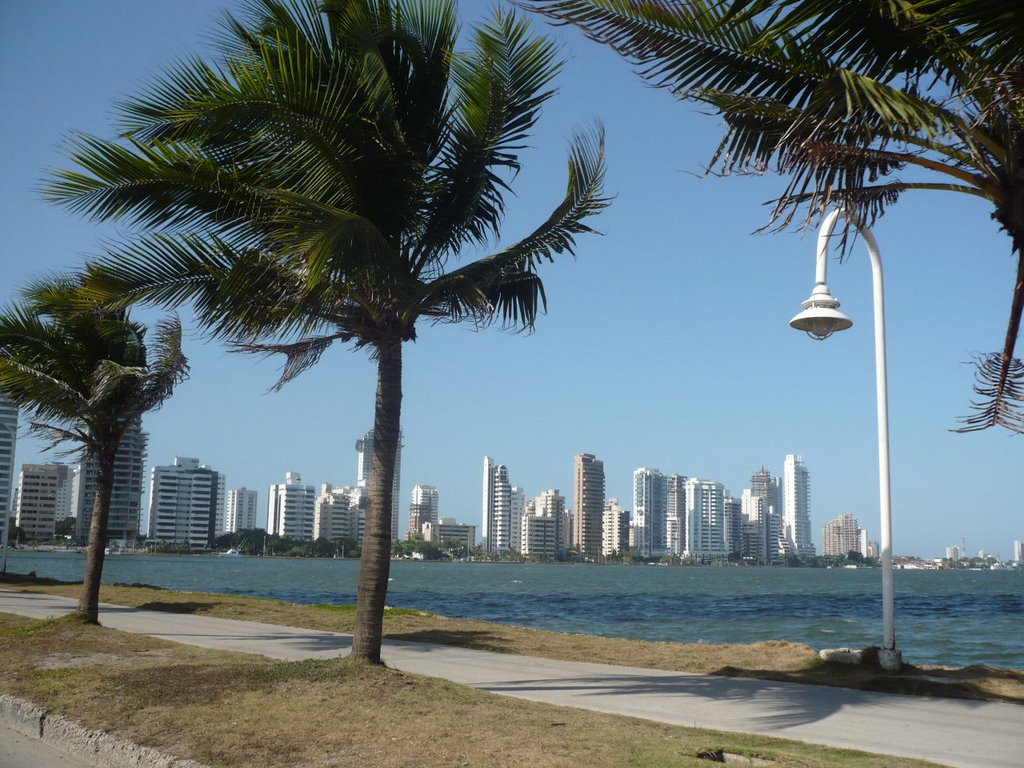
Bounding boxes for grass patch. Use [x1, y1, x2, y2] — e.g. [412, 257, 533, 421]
[0, 612, 944, 768]
[7, 580, 1023, 704]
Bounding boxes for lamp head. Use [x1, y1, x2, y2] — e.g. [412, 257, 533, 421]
[790, 283, 853, 340]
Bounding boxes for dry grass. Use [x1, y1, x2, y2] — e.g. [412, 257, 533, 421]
[7, 577, 1023, 704]
[0, 612, 946, 768]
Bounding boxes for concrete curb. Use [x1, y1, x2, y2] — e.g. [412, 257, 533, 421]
[0, 694, 207, 768]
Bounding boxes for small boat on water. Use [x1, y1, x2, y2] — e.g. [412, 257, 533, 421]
[219, 548, 244, 557]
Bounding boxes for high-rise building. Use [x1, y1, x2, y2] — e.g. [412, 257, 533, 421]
[1014, 539, 1023, 563]
[601, 498, 628, 557]
[521, 513, 558, 558]
[534, 489, 567, 554]
[633, 468, 668, 556]
[722, 492, 742, 558]
[666, 474, 687, 554]
[822, 512, 862, 557]
[226, 487, 259, 532]
[481, 458, 513, 553]
[748, 466, 787, 564]
[314, 483, 360, 541]
[73, 419, 147, 544]
[510, 486, 526, 553]
[356, 429, 401, 539]
[148, 457, 222, 549]
[0, 398, 19, 543]
[15, 463, 72, 540]
[784, 454, 815, 557]
[573, 453, 605, 558]
[685, 478, 727, 561]
[408, 484, 439, 536]
[268, 472, 316, 540]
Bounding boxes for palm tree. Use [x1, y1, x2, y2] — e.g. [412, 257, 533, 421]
[0, 279, 187, 623]
[525, 0, 1024, 432]
[45, 0, 608, 662]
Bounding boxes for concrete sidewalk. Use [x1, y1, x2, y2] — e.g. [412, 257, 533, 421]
[2, 590, 1020, 768]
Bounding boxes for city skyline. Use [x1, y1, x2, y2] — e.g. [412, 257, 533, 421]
[1, 1, 1020, 560]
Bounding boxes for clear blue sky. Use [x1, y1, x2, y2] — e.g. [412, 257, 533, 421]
[1, 1, 1019, 559]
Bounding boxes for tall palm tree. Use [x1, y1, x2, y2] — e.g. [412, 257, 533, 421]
[0, 279, 187, 623]
[525, 0, 1024, 433]
[45, 0, 608, 662]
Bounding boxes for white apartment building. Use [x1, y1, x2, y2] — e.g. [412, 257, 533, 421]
[226, 487, 258, 532]
[685, 478, 727, 561]
[422, 517, 475, 550]
[534, 489, 567, 554]
[784, 454, 815, 557]
[510, 486, 525, 553]
[0, 398, 19, 540]
[73, 420, 148, 544]
[15, 463, 72, 540]
[148, 457, 222, 550]
[633, 468, 667, 557]
[268, 472, 316, 541]
[315, 483, 361, 541]
[602, 498, 628, 557]
[521, 513, 558, 558]
[482, 457, 512, 553]
[822, 513, 862, 557]
[409, 484, 439, 533]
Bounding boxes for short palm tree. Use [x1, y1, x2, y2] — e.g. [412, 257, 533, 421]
[525, 0, 1024, 432]
[0, 279, 187, 623]
[46, 0, 608, 662]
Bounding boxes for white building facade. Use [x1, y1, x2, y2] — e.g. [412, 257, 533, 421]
[268, 472, 317, 541]
[685, 478, 727, 561]
[226, 487, 259, 532]
[784, 454, 815, 557]
[148, 457, 222, 550]
[0, 397, 18, 543]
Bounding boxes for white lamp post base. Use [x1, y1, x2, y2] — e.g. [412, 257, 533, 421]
[878, 648, 903, 673]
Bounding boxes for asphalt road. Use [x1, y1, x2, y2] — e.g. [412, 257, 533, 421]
[2, 589, 1020, 768]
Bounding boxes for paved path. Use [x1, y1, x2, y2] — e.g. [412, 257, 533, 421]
[0, 722, 94, 768]
[2, 590, 1021, 768]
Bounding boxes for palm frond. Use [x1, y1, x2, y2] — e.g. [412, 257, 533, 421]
[956, 353, 1024, 433]
[419, 126, 608, 328]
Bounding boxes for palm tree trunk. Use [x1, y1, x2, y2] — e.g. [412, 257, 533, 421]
[351, 340, 402, 664]
[79, 446, 116, 624]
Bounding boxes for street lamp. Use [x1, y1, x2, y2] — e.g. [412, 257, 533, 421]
[790, 208, 902, 673]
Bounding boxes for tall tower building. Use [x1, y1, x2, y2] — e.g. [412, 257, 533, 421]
[492, 464, 513, 553]
[749, 466, 787, 564]
[267, 472, 317, 540]
[633, 468, 668, 556]
[148, 457, 222, 549]
[510, 486, 526, 553]
[666, 474, 688, 554]
[482, 458, 513, 553]
[409, 484, 439, 535]
[602, 498, 629, 557]
[573, 453, 605, 557]
[784, 454, 815, 557]
[534, 489, 567, 554]
[73, 419, 148, 544]
[685, 478, 727, 561]
[15, 463, 72, 540]
[356, 429, 401, 539]
[226, 487, 259, 532]
[0, 397, 18, 541]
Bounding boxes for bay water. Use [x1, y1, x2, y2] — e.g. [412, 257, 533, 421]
[6, 551, 1022, 669]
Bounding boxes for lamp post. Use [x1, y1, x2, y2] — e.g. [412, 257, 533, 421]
[790, 208, 902, 673]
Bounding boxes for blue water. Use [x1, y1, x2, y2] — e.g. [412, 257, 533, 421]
[6, 552, 1022, 669]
